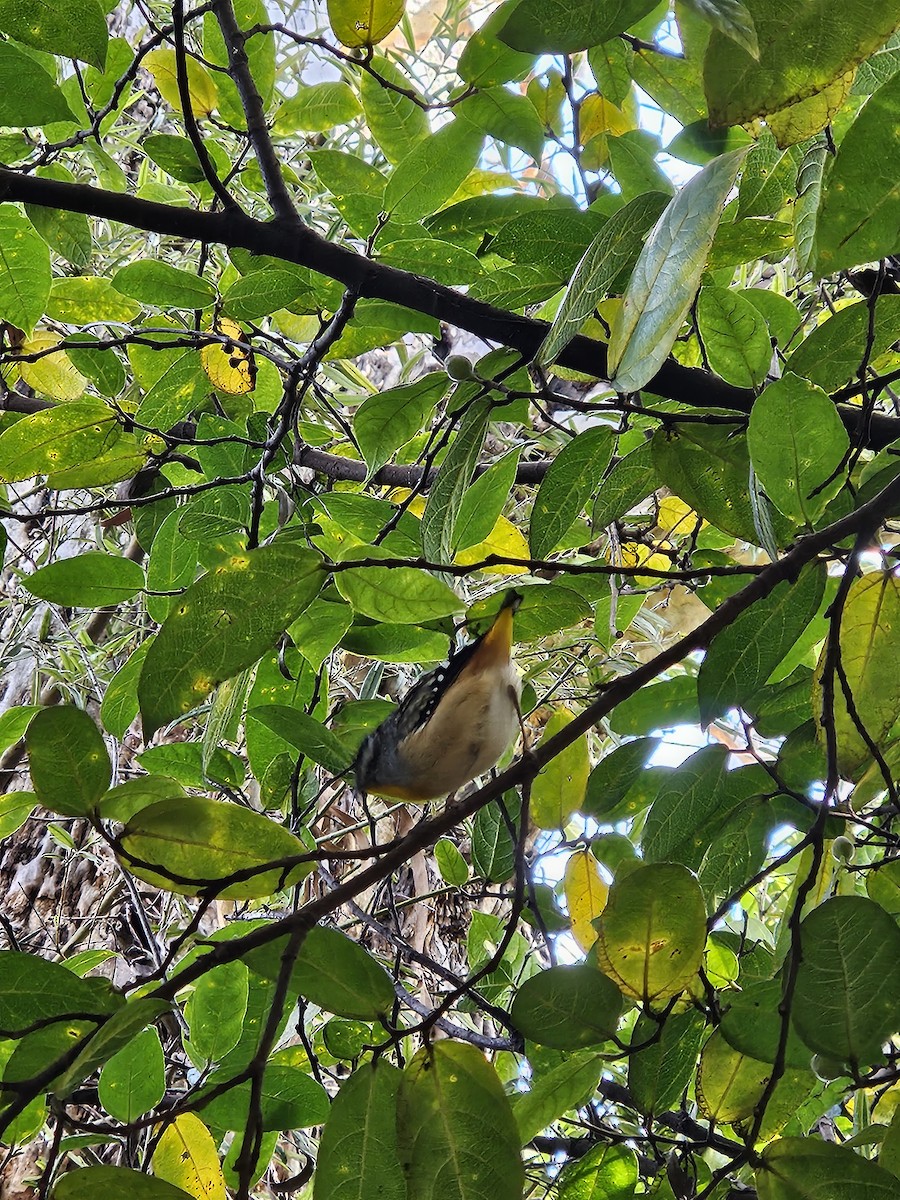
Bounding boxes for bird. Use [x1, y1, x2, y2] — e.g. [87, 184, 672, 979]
[353, 591, 523, 802]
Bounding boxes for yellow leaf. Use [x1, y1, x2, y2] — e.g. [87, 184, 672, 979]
[531, 708, 590, 830]
[617, 540, 675, 583]
[766, 70, 856, 149]
[327, 0, 405, 48]
[152, 1113, 226, 1200]
[19, 332, 87, 400]
[201, 318, 257, 396]
[657, 497, 704, 537]
[145, 49, 218, 117]
[564, 849, 608, 952]
[454, 515, 529, 574]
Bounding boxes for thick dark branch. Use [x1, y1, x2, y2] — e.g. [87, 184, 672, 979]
[2, 169, 895, 447]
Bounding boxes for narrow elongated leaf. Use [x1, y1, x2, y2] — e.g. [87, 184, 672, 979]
[563, 849, 609, 952]
[538, 191, 669, 366]
[137, 541, 323, 737]
[314, 1062, 405, 1200]
[608, 149, 748, 392]
[422, 400, 490, 561]
[453, 448, 522, 552]
[397, 1041, 524, 1200]
[530, 426, 614, 559]
[248, 706, 354, 775]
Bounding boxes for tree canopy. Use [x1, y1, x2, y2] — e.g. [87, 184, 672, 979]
[1, 0, 900, 1197]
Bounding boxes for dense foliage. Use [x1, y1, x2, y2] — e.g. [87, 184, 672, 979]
[1, 0, 900, 1197]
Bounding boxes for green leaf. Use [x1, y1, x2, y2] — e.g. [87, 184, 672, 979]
[511, 964, 624, 1049]
[704, 0, 900, 127]
[246, 926, 395, 1020]
[458, 2, 536, 85]
[422, 399, 490, 562]
[119, 796, 313, 899]
[696, 284, 772, 387]
[490, 207, 606, 277]
[353, 372, 447, 477]
[289, 599, 354, 669]
[719, 978, 811, 1068]
[435, 838, 469, 886]
[112, 261, 216, 310]
[591, 440, 656, 529]
[379, 237, 485, 284]
[248, 706, 355, 775]
[530, 426, 614, 558]
[698, 564, 826, 725]
[786, 295, 900, 392]
[582, 737, 661, 821]
[608, 149, 748, 392]
[757, 1136, 900, 1200]
[531, 708, 591, 829]
[0, 42, 75, 128]
[383, 119, 483, 222]
[0, 949, 120, 1034]
[137, 541, 323, 738]
[26, 168, 92, 267]
[327, 0, 404, 48]
[472, 797, 518, 882]
[0, 0, 107, 68]
[314, 1062, 405, 1200]
[335, 557, 463, 624]
[513, 1050, 602, 1143]
[0, 206, 52, 337]
[556, 1144, 638, 1200]
[596, 862, 707, 1002]
[0, 705, 41, 754]
[684, 0, 757, 56]
[359, 55, 429, 164]
[0, 790, 36, 840]
[643, 752, 770, 870]
[205, 1061, 331, 1132]
[310, 149, 387, 237]
[497, 0, 659, 54]
[46, 275, 142, 323]
[397, 1041, 524, 1200]
[341, 623, 449, 663]
[185, 961, 248, 1063]
[98, 775, 186, 825]
[813, 572, 900, 777]
[53, 1167, 195, 1200]
[538, 191, 670, 366]
[54, 997, 171, 1099]
[792, 895, 900, 1063]
[98, 1026, 165, 1123]
[100, 642, 150, 738]
[274, 81, 361, 134]
[453, 448, 522, 552]
[26, 706, 111, 817]
[748, 374, 850, 525]
[629, 1009, 706, 1115]
[457, 87, 545, 160]
[23, 552, 144, 607]
[794, 135, 828, 275]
